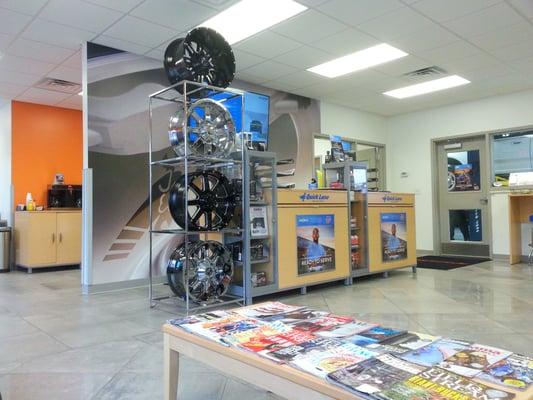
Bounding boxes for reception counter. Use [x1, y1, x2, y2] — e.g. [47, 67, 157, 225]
[274, 189, 416, 292]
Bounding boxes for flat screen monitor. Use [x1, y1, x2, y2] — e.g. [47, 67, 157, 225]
[244, 91, 270, 151]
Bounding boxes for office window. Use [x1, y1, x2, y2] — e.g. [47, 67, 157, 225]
[492, 130, 533, 186]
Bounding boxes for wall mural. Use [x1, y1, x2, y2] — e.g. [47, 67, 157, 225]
[86, 42, 320, 285]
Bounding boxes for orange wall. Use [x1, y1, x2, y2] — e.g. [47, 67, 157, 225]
[11, 101, 82, 207]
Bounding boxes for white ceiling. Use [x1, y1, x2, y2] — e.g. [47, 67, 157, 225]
[1, 0, 533, 115]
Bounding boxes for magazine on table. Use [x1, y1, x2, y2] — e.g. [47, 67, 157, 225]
[326, 353, 424, 395]
[359, 326, 407, 343]
[167, 310, 232, 327]
[224, 320, 291, 347]
[384, 332, 440, 350]
[314, 320, 378, 339]
[232, 302, 306, 319]
[289, 315, 353, 333]
[291, 343, 377, 378]
[400, 338, 471, 367]
[265, 337, 344, 363]
[364, 342, 410, 356]
[238, 329, 315, 358]
[345, 334, 379, 347]
[439, 343, 512, 377]
[261, 309, 330, 323]
[477, 353, 533, 392]
[378, 367, 515, 400]
[182, 315, 263, 345]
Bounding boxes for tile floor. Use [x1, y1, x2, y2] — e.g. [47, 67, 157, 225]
[0, 260, 532, 399]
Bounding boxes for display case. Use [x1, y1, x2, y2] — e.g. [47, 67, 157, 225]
[148, 80, 249, 313]
[322, 161, 369, 280]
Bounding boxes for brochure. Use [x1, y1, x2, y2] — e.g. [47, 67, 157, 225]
[439, 343, 512, 377]
[400, 338, 471, 367]
[250, 206, 268, 237]
[477, 353, 533, 392]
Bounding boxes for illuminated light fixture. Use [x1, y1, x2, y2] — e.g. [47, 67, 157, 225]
[383, 75, 470, 99]
[307, 44, 408, 78]
[198, 0, 307, 45]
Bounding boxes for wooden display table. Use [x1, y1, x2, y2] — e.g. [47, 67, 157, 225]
[163, 323, 360, 400]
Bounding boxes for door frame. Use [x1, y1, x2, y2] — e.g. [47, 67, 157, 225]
[431, 132, 493, 257]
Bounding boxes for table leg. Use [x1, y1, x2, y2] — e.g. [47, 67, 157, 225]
[164, 334, 179, 400]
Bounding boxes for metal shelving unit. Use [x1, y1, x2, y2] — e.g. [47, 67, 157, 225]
[148, 80, 249, 314]
[322, 161, 369, 283]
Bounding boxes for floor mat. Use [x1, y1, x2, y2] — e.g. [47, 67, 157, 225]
[416, 255, 491, 270]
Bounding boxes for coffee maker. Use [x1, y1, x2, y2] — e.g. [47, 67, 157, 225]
[48, 185, 82, 208]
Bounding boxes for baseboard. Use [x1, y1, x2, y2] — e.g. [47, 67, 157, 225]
[416, 249, 435, 257]
[82, 275, 166, 294]
[491, 253, 509, 261]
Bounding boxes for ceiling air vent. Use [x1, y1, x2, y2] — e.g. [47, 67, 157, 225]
[34, 78, 81, 94]
[403, 66, 447, 80]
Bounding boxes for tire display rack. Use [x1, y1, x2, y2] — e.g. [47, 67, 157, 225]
[148, 80, 249, 314]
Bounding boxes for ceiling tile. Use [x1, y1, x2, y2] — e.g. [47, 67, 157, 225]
[234, 70, 269, 85]
[438, 53, 501, 73]
[39, 0, 123, 32]
[22, 19, 96, 50]
[273, 45, 332, 69]
[373, 56, 432, 77]
[130, 0, 217, 30]
[0, 7, 32, 35]
[509, 55, 533, 74]
[388, 24, 458, 54]
[488, 40, 533, 62]
[318, 0, 403, 26]
[312, 28, 379, 57]
[56, 93, 82, 109]
[410, 0, 501, 23]
[271, 71, 325, 89]
[47, 65, 82, 84]
[0, 54, 56, 75]
[418, 41, 483, 64]
[353, 74, 409, 92]
[296, 0, 330, 6]
[61, 51, 82, 69]
[233, 49, 267, 71]
[93, 35, 152, 55]
[261, 80, 300, 93]
[0, 32, 14, 51]
[83, 0, 144, 12]
[0, 81, 29, 96]
[7, 38, 76, 63]
[467, 22, 533, 51]
[103, 15, 179, 48]
[443, 3, 524, 38]
[458, 63, 516, 82]
[357, 6, 435, 41]
[192, 0, 240, 10]
[236, 31, 301, 59]
[271, 10, 348, 44]
[508, 0, 533, 19]
[144, 47, 165, 61]
[338, 69, 396, 88]
[0, 0, 47, 16]
[240, 60, 298, 81]
[0, 69, 42, 86]
[17, 87, 73, 104]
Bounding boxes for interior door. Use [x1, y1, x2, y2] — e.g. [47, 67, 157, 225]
[436, 137, 490, 257]
[56, 212, 82, 264]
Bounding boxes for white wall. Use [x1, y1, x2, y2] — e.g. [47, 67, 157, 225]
[0, 102, 12, 225]
[386, 89, 533, 251]
[320, 102, 387, 145]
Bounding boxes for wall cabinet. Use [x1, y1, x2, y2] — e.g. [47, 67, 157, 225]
[15, 211, 81, 271]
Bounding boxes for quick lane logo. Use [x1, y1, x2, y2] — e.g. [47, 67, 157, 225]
[299, 193, 330, 201]
[382, 195, 402, 202]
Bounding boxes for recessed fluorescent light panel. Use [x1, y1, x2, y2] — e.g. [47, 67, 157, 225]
[307, 44, 408, 78]
[198, 0, 307, 45]
[383, 75, 470, 99]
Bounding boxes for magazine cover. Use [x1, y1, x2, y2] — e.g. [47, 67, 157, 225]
[224, 320, 291, 347]
[379, 367, 515, 400]
[290, 315, 353, 333]
[360, 326, 407, 343]
[327, 353, 424, 395]
[385, 332, 441, 350]
[250, 206, 268, 237]
[346, 335, 379, 347]
[439, 344, 512, 377]
[477, 354, 533, 392]
[183, 315, 263, 344]
[296, 214, 336, 275]
[265, 337, 344, 363]
[381, 213, 408, 262]
[315, 320, 378, 338]
[365, 342, 410, 356]
[261, 309, 330, 323]
[291, 343, 377, 378]
[168, 310, 232, 327]
[232, 302, 306, 319]
[400, 338, 470, 367]
[255, 330, 316, 360]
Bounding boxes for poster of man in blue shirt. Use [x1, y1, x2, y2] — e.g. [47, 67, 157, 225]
[296, 214, 336, 275]
[381, 213, 407, 262]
